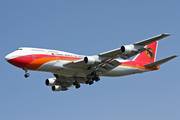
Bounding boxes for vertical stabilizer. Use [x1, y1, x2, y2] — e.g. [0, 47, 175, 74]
[133, 41, 158, 63]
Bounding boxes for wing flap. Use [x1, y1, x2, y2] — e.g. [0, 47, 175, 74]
[144, 55, 178, 67]
[97, 60, 121, 73]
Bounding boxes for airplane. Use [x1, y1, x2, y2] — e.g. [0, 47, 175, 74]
[5, 33, 178, 92]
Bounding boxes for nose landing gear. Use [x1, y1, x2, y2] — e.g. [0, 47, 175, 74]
[23, 69, 30, 78]
[25, 73, 30, 78]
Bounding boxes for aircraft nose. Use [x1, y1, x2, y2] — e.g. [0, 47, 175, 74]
[5, 54, 11, 61]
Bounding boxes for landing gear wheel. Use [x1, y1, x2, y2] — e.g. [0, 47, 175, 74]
[73, 80, 80, 89]
[92, 75, 100, 82]
[73, 81, 78, 86]
[24, 73, 30, 78]
[23, 68, 30, 78]
[95, 77, 100, 82]
[85, 80, 90, 84]
[95, 75, 100, 82]
[75, 84, 80, 89]
[89, 80, 94, 85]
[92, 77, 95, 81]
[91, 71, 97, 76]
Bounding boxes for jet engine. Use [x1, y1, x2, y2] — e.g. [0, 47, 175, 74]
[84, 56, 101, 65]
[52, 85, 61, 91]
[84, 56, 96, 65]
[121, 45, 138, 54]
[45, 78, 56, 86]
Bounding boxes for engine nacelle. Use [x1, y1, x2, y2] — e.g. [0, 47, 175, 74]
[84, 56, 96, 65]
[45, 78, 56, 86]
[52, 85, 61, 91]
[121, 45, 137, 54]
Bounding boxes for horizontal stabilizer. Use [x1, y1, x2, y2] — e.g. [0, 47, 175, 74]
[144, 55, 178, 67]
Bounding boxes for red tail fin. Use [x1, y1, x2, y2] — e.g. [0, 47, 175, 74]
[133, 41, 158, 63]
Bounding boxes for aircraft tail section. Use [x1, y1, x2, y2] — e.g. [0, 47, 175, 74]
[144, 55, 178, 67]
[133, 41, 158, 64]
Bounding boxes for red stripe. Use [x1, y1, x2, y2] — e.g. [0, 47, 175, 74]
[8, 54, 82, 70]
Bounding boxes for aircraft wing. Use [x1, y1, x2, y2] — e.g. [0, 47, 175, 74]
[134, 33, 170, 46]
[99, 33, 170, 59]
[63, 33, 170, 70]
[94, 59, 121, 74]
[63, 58, 121, 74]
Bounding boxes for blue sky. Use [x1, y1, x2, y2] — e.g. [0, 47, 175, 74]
[1, 1, 180, 120]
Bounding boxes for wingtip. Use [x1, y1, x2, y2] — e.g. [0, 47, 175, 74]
[170, 55, 178, 59]
[162, 33, 171, 36]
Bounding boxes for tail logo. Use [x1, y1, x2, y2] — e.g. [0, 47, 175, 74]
[145, 47, 154, 59]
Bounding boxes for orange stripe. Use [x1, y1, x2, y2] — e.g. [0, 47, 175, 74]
[120, 64, 159, 70]
[25, 57, 79, 70]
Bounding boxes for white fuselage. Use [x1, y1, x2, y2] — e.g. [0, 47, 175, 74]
[5, 47, 152, 78]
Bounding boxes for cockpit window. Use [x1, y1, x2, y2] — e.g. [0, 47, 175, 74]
[17, 48, 23, 50]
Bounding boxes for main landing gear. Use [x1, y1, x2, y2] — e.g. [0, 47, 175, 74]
[73, 71, 101, 90]
[73, 80, 80, 89]
[23, 69, 30, 78]
[85, 71, 100, 85]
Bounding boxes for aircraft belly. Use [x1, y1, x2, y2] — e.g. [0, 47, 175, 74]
[102, 66, 141, 77]
[36, 60, 151, 77]
[37, 60, 89, 77]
